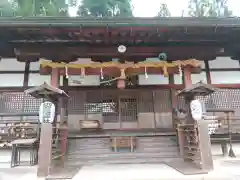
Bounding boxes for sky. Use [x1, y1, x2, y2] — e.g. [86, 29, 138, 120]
[69, 0, 240, 17]
[132, 0, 240, 17]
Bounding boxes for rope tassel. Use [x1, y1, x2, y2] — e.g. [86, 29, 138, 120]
[178, 64, 183, 78]
[144, 66, 148, 79]
[100, 68, 104, 80]
[65, 66, 69, 79]
[81, 67, 85, 76]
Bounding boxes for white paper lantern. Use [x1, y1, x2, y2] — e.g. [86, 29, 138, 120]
[190, 99, 203, 121]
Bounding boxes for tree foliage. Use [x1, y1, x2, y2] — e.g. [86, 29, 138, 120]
[77, 0, 133, 17]
[0, 0, 69, 17]
[0, 0, 15, 17]
[157, 3, 171, 17]
[188, 0, 232, 17]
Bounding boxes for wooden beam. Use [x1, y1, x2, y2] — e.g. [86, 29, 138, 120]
[8, 26, 239, 42]
[15, 45, 223, 61]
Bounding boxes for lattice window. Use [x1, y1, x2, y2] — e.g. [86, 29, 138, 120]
[0, 92, 42, 114]
[138, 91, 154, 113]
[177, 88, 240, 110]
[23, 94, 42, 113]
[68, 91, 85, 114]
[120, 97, 138, 122]
[102, 91, 118, 122]
[0, 92, 24, 113]
[154, 90, 172, 111]
[84, 91, 102, 114]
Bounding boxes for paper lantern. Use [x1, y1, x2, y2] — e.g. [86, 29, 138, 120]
[117, 79, 125, 89]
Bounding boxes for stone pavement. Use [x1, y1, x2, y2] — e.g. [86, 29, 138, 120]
[71, 163, 238, 180]
[71, 143, 240, 180]
[0, 166, 37, 180]
[1, 143, 240, 180]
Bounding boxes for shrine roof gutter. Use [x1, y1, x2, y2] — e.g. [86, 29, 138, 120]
[1, 17, 240, 28]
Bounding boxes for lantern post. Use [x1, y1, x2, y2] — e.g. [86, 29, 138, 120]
[25, 83, 69, 178]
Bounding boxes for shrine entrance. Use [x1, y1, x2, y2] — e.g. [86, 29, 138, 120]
[67, 88, 173, 130]
[119, 96, 138, 123]
[107, 93, 138, 128]
[86, 90, 139, 129]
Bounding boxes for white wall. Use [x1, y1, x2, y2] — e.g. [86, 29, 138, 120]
[1, 57, 240, 87]
[209, 57, 240, 84]
[209, 57, 239, 69]
[0, 58, 25, 87]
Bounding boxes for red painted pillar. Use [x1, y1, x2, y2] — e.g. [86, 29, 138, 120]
[178, 67, 193, 154]
[183, 67, 192, 88]
[51, 68, 60, 87]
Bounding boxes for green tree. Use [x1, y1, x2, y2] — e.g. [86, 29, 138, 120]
[188, 0, 210, 17]
[0, 0, 69, 17]
[208, 0, 232, 17]
[0, 0, 15, 17]
[77, 0, 133, 17]
[157, 3, 171, 17]
[68, 0, 78, 7]
[188, 0, 232, 17]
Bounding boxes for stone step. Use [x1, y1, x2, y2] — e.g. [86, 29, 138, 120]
[68, 146, 178, 155]
[65, 156, 181, 166]
[65, 136, 180, 167]
[67, 151, 179, 161]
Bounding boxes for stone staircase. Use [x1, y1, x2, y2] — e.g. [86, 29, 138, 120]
[64, 136, 180, 168]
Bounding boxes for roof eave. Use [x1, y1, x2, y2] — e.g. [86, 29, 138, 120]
[0, 17, 240, 28]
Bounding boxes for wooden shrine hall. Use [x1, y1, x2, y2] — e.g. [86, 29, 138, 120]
[0, 17, 240, 178]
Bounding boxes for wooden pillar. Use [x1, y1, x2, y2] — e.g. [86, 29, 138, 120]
[60, 76, 68, 162]
[60, 122, 68, 162]
[204, 60, 211, 84]
[169, 75, 178, 128]
[183, 67, 192, 88]
[197, 121, 214, 170]
[183, 67, 194, 123]
[23, 61, 30, 88]
[37, 123, 53, 177]
[51, 68, 60, 87]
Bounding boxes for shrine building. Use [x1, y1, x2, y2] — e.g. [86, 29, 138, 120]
[0, 17, 239, 178]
